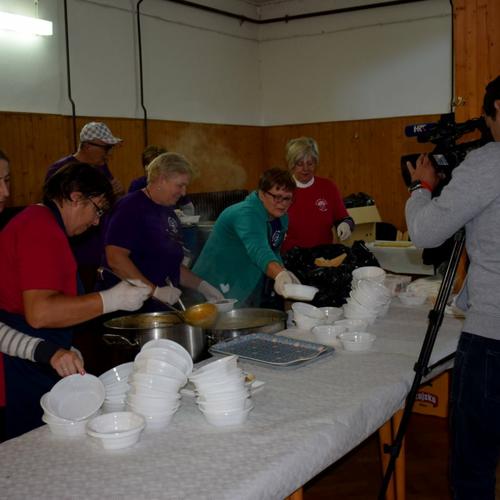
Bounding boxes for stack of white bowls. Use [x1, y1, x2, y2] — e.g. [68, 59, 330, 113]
[40, 374, 105, 437]
[99, 362, 134, 413]
[126, 339, 192, 430]
[291, 302, 326, 330]
[189, 355, 253, 427]
[344, 277, 392, 323]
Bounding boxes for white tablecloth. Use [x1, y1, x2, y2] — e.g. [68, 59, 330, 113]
[0, 302, 462, 500]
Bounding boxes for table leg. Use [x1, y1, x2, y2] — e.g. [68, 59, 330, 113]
[284, 486, 303, 500]
[392, 409, 406, 500]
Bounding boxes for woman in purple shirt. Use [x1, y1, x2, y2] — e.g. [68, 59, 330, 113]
[104, 152, 222, 309]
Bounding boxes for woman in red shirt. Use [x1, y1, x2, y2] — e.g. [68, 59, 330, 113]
[281, 137, 354, 254]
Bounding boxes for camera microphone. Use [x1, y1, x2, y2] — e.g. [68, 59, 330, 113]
[404, 122, 438, 137]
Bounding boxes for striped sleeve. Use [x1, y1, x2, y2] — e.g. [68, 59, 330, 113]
[0, 322, 41, 361]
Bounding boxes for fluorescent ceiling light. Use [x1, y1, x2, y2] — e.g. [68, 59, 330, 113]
[0, 11, 53, 37]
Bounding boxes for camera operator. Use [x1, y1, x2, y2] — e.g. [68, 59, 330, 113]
[405, 75, 500, 500]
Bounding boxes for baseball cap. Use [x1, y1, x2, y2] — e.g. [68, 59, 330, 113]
[80, 122, 122, 145]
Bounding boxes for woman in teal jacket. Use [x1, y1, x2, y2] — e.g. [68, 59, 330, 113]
[193, 168, 300, 306]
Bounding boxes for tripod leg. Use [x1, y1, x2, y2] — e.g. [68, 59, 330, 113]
[379, 419, 396, 500]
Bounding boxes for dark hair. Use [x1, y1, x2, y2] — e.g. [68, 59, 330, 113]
[142, 145, 167, 167]
[43, 163, 114, 206]
[0, 150, 9, 163]
[483, 75, 500, 118]
[258, 168, 296, 193]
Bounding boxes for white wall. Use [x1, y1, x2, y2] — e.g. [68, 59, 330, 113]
[0, 0, 451, 125]
[259, 0, 452, 124]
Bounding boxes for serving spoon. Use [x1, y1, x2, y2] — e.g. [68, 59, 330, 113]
[97, 267, 217, 328]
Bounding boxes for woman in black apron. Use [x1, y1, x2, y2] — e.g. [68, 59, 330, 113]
[0, 163, 150, 439]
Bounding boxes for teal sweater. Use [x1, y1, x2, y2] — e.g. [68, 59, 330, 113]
[192, 191, 287, 303]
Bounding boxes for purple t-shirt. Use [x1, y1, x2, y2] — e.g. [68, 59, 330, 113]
[46, 155, 113, 182]
[104, 190, 184, 286]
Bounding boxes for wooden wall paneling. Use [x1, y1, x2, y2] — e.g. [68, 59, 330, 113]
[454, 0, 500, 121]
[0, 112, 73, 206]
[147, 120, 265, 194]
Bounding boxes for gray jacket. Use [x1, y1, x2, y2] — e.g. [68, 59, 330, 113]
[406, 142, 500, 340]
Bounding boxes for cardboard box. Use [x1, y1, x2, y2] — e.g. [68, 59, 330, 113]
[413, 371, 450, 418]
[343, 205, 381, 246]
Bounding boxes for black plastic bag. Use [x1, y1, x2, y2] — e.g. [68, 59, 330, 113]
[282, 241, 380, 307]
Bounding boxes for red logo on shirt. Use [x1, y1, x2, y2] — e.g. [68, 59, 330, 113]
[315, 198, 328, 212]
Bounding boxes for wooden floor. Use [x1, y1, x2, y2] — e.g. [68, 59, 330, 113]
[303, 412, 500, 500]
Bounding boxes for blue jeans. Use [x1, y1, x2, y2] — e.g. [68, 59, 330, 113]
[451, 332, 500, 500]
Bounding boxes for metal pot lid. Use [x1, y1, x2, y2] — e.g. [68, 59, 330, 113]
[104, 312, 182, 330]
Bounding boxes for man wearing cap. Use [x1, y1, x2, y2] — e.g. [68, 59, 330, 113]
[46, 121, 124, 196]
[45, 122, 124, 291]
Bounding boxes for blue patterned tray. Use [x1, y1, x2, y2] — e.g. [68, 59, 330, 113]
[209, 333, 334, 366]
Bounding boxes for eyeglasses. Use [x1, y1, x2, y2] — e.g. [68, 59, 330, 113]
[85, 141, 114, 153]
[86, 197, 106, 218]
[264, 191, 294, 205]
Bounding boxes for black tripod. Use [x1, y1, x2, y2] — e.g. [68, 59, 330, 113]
[378, 228, 465, 499]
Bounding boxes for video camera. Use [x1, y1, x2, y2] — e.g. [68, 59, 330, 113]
[401, 112, 491, 187]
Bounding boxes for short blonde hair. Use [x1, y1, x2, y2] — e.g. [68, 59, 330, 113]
[147, 152, 193, 183]
[285, 137, 319, 169]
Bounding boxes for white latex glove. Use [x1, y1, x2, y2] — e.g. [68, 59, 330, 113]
[198, 280, 224, 301]
[274, 270, 301, 296]
[337, 221, 352, 241]
[99, 280, 151, 314]
[153, 285, 182, 305]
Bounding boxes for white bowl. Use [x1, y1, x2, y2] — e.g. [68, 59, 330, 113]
[135, 347, 192, 376]
[352, 266, 386, 283]
[87, 411, 145, 450]
[127, 394, 181, 413]
[338, 332, 376, 352]
[42, 413, 89, 437]
[189, 355, 238, 381]
[199, 400, 253, 427]
[48, 374, 105, 421]
[333, 318, 369, 332]
[140, 339, 192, 364]
[398, 292, 427, 306]
[99, 362, 134, 386]
[194, 375, 246, 396]
[291, 302, 325, 319]
[319, 307, 343, 324]
[208, 298, 238, 312]
[129, 372, 184, 393]
[283, 284, 319, 301]
[134, 357, 187, 383]
[312, 325, 346, 346]
[197, 394, 249, 413]
[102, 401, 127, 414]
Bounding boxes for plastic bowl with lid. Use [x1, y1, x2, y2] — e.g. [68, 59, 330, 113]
[338, 332, 376, 352]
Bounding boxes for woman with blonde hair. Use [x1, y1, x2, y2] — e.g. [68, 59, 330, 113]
[104, 152, 223, 309]
[281, 137, 354, 253]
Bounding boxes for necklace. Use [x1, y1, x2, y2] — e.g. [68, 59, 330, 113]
[144, 186, 153, 200]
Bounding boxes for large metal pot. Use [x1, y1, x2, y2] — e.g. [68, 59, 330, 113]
[205, 308, 286, 345]
[103, 312, 207, 362]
